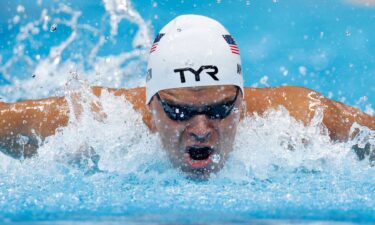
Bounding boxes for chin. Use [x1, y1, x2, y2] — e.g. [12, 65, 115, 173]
[179, 162, 224, 180]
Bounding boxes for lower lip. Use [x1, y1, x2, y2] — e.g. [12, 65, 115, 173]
[183, 153, 213, 168]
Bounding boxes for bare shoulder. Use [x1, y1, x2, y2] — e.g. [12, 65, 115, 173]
[98, 86, 147, 110]
[245, 86, 320, 99]
[243, 86, 323, 124]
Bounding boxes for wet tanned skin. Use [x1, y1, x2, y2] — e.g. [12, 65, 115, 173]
[0, 86, 374, 165]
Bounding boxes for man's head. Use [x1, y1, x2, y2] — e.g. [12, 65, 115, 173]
[146, 15, 244, 178]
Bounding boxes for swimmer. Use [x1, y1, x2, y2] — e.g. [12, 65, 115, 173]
[0, 15, 374, 178]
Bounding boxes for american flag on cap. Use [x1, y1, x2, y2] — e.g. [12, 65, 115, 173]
[223, 35, 240, 55]
[150, 33, 165, 53]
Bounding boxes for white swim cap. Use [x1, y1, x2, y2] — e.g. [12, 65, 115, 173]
[146, 14, 244, 103]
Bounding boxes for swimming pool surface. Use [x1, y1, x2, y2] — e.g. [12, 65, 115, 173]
[0, 0, 374, 224]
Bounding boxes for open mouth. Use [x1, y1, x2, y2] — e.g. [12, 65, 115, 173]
[187, 146, 214, 160]
[184, 146, 215, 168]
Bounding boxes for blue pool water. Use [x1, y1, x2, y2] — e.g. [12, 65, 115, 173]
[0, 0, 374, 224]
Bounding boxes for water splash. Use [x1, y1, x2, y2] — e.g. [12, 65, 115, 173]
[0, 0, 374, 223]
[0, 88, 374, 222]
[0, 1, 152, 102]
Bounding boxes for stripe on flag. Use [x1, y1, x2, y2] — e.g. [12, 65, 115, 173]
[223, 35, 240, 55]
[150, 33, 165, 53]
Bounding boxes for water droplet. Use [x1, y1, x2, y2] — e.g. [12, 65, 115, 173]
[298, 66, 307, 76]
[319, 31, 324, 39]
[185, 60, 194, 67]
[53, 56, 60, 65]
[50, 23, 57, 32]
[279, 66, 288, 76]
[16, 5, 25, 13]
[16, 134, 29, 145]
[12, 15, 20, 24]
[260, 75, 269, 86]
[212, 154, 221, 163]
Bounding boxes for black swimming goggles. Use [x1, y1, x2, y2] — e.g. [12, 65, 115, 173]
[156, 88, 240, 121]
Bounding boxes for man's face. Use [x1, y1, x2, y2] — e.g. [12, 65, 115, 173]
[149, 85, 242, 178]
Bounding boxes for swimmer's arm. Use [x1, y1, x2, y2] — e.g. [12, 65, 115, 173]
[290, 87, 374, 141]
[322, 99, 374, 141]
[306, 90, 374, 161]
[0, 97, 69, 158]
[244, 86, 375, 141]
[245, 86, 374, 162]
[0, 86, 151, 159]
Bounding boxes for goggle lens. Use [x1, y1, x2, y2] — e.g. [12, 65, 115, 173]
[156, 88, 239, 121]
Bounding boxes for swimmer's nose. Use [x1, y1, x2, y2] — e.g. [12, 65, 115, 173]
[187, 115, 212, 142]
